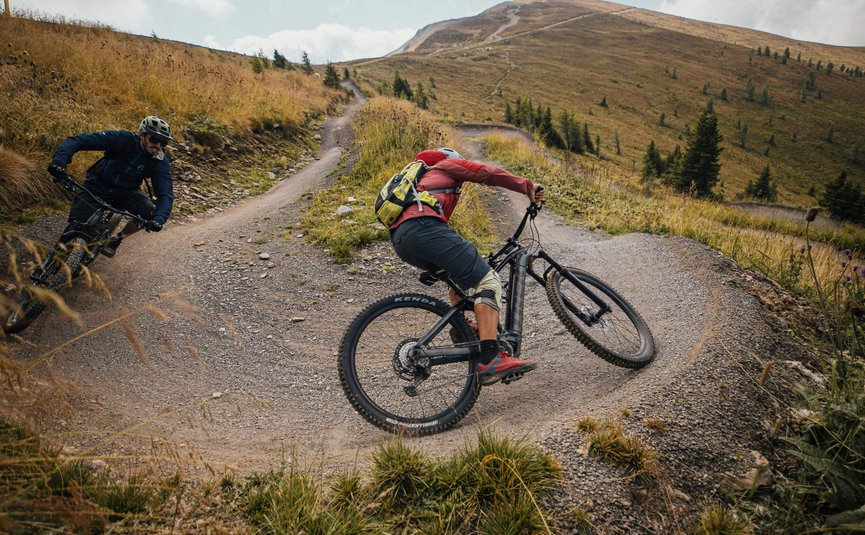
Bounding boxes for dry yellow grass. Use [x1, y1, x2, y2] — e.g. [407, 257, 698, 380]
[0, 146, 55, 216]
[0, 14, 342, 206]
[484, 131, 863, 301]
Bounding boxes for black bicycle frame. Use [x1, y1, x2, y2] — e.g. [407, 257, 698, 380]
[410, 202, 614, 366]
[32, 177, 148, 285]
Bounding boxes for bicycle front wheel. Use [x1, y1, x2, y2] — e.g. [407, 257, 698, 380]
[338, 293, 480, 436]
[546, 268, 655, 369]
[2, 239, 89, 336]
[3, 291, 46, 335]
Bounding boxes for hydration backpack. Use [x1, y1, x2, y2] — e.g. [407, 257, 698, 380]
[374, 160, 439, 226]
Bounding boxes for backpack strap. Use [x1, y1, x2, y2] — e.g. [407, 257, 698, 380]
[425, 187, 462, 195]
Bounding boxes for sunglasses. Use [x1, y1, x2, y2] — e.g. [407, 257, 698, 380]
[147, 135, 170, 147]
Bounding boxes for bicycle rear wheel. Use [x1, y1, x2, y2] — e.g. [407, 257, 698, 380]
[338, 293, 480, 435]
[546, 268, 655, 368]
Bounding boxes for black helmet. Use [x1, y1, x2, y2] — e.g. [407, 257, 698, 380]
[139, 116, 173, 141]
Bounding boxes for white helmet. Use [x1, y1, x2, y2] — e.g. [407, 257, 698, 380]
[436, 147, 463, 159]
[139, 116, 174, 141]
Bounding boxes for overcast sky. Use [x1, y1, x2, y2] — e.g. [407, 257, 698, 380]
[11, 0, 865, 62]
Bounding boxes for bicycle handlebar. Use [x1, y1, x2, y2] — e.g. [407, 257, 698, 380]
[56, 174, 152, 228]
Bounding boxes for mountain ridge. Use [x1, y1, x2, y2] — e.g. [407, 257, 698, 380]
[353, 0, 865, 207]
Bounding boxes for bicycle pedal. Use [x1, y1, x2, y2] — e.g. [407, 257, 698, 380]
[501, 371, 525, 385]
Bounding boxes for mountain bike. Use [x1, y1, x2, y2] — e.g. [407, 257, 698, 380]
[3, 175, 152, 335]
[338, 200, 655, 435]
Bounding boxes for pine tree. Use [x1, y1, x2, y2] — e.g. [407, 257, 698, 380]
[642, 140, 663, 179]
[825, 123, 835, 143]
[323, 63, 340, 88]
[739, 124, 748, 149]
[558, 110, 584, 154]
[582, 123, 594, 154]
[746, 79, 755, 102]
[658, 112, 666, 126]
[663, 144, 682, 183]
[504, 101, 514, 124]
[392, 71, 413, 100]
[821, 170, 862, 222]
[250, 55, 264, 74]
[614, 131, 621, 156]
[767, 133, 776, 146]
[720, 87, 728, 101]
[343, 67, 350, 80]
[706, 98, 714, 113]
[675, 109, 724, 197]
[600, 96, 608, 108]
[540, 106, 565, 149]
[301, 51, 313, 75]
[760, 85, 770, 105]
[851, 140, 863, 164]
[273, 49, 289, 69]
[413, 82, 428, 109]
[744, 164, 777, 201]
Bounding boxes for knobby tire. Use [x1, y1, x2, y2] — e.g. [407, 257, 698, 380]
[2, 240, 87, 335]
[338, 293, 480, 436]
[546, 267, 655, 369]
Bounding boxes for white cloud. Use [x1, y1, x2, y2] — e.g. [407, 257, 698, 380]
[225, 23, 416, 62]
[166, 0, 235, 16]
[657, 0, 865, 46]
[203, 34, 224, 49]
[15, 0, 149, 33]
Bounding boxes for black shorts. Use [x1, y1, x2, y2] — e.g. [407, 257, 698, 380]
[391, 216, 490, 292]
[68, 179, 154, 223]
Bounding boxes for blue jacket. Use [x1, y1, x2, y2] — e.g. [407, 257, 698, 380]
[51, 130, 174, 224]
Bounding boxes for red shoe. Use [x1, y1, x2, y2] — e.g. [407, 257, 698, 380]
[476, 352, 537, 386]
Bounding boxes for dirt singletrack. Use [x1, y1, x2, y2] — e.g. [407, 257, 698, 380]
[6, 88, 784, 488]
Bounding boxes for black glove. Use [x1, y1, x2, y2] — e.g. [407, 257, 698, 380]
[144, 220, 163, 232]
[47, 163, 67, 182]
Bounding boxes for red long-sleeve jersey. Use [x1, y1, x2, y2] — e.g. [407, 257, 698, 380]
[389, 159, 535, 229]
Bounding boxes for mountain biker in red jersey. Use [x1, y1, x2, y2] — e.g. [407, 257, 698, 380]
[46, 116, 174, 257]
[389, 148, 546, 385]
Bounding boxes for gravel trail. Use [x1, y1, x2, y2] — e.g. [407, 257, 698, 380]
[6, 90, 800, 532]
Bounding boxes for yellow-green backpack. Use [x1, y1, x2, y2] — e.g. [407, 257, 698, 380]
[374, 160, 437, 226]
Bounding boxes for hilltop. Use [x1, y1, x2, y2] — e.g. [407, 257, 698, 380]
[352, 0, 865, 207]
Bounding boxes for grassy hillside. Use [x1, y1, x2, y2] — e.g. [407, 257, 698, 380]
[351, 0, 865, 208]
[0, 15, 343, 224]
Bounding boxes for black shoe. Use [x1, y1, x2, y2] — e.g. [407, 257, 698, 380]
[101, 236, 122, 258]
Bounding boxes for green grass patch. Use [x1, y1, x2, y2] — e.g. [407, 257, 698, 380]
[0, 418, 161, 533]
[0, 419, 561, 532]
[301, 98, 498, 263]
[584, 419, 661, 480]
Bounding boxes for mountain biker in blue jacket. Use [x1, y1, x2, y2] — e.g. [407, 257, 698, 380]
[46, 116, 174, 257]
